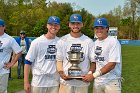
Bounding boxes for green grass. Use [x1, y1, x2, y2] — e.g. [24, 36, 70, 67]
[8, 67, 32, 93]
[8, 67, 24, 93]
[121, 45, 140, 93]
[8, 45, 140, 93]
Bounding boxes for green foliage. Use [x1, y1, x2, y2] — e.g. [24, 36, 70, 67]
[0, 0, 140, 39]
[32, 19, 47, 37]
[120, 17, 131, 26]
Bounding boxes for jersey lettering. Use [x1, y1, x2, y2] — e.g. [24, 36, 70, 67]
[70, 44, 83, 51]
[95, 56, 105, 61]
[45, 55, 56, 60]
[95, 46, 105, 62]
[45, 45, 57, 60]
[0, 49, 3, 52]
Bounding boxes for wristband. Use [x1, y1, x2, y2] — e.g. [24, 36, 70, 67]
[93, 70, 102, 78]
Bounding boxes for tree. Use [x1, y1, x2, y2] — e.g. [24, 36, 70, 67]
[32, 19, 47, 37]
[122, 0, 140, 39]
[80, 8, 95, 38]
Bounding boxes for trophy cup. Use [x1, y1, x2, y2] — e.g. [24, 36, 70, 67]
[67, 48, 83, 79]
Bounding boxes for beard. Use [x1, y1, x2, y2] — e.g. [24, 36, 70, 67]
[48, 29, 58, 35]
[70, 27, 81, 33]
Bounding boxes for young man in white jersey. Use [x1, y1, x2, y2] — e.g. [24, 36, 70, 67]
[56, 14, 94, 93]
[24, 16, 60, 93]
[83, 18, 122, 93]
[0, 19, 22, 93]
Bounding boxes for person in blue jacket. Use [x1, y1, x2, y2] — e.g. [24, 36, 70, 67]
[15, 30, 31, 79]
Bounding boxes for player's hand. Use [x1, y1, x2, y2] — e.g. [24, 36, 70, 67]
[58, 71, 70, 80]
[4, 62, 14, 69]
[82, 74, 94, 82]
[24, 83, 31, 93]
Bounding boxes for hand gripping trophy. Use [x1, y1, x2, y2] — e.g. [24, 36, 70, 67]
[67, 47, 84, 79]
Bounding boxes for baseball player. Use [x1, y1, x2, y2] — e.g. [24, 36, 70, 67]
[0, 19, 22, 93]
[24, 16, 60, 93]
[56, 14, 94, 93]
[83, 18, 122, 93]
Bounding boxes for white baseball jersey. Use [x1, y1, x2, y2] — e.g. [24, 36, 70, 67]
[91, 36, 122, 86]
[0, 33, 22, 74]
[25, 35, 60, 87]
[56, 34, 94, 87]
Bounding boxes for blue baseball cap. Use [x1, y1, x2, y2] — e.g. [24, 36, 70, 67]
[70, 14, 82, 23]
[93, 18, 109, 28]
[47, 16, 60, 25]
[0, 19, 5, 26]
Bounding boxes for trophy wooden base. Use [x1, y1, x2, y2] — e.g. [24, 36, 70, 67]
[67, 76, 83, 80]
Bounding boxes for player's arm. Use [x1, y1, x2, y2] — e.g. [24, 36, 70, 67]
[56, 40, 70, 80]
[4, 52, 22, 69]
[10, 52, 22, 66]
[56, 61, 70, 80]
[99, 40, 120, 76]
[24, 60, 32, 93]
[91, 62, 116, 80]
[83, 62, 116, 82]
[100, 62, 116, 75]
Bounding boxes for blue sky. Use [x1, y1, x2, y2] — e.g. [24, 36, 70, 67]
[49, 0, 126, 16]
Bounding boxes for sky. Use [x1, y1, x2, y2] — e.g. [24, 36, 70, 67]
[49, 0, 126, 16]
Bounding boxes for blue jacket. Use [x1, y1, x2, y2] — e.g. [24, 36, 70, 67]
[15, 37, 30, 52]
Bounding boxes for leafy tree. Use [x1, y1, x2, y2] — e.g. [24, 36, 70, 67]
[80, 8, 95, 38]
[122, 0, 140, 39]
[1, 0, 139, 39]
[32, 19, 47, 37]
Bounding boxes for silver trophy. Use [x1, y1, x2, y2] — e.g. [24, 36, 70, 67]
[67, 48, 83, 79]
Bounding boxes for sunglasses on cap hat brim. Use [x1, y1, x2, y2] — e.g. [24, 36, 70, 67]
[20, 33, 25, 34]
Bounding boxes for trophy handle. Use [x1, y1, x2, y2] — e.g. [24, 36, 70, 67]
[66, 51, 70, 62]
[66, 56, 70, 62]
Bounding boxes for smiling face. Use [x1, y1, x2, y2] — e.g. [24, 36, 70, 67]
[69, 22, 83, 33]
[47, 23, 60, 35]
[94, 26, 109, 40]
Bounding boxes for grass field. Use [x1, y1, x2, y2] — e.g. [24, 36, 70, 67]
[8, 45, 140, 93]
[121, 45, 140, 93]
